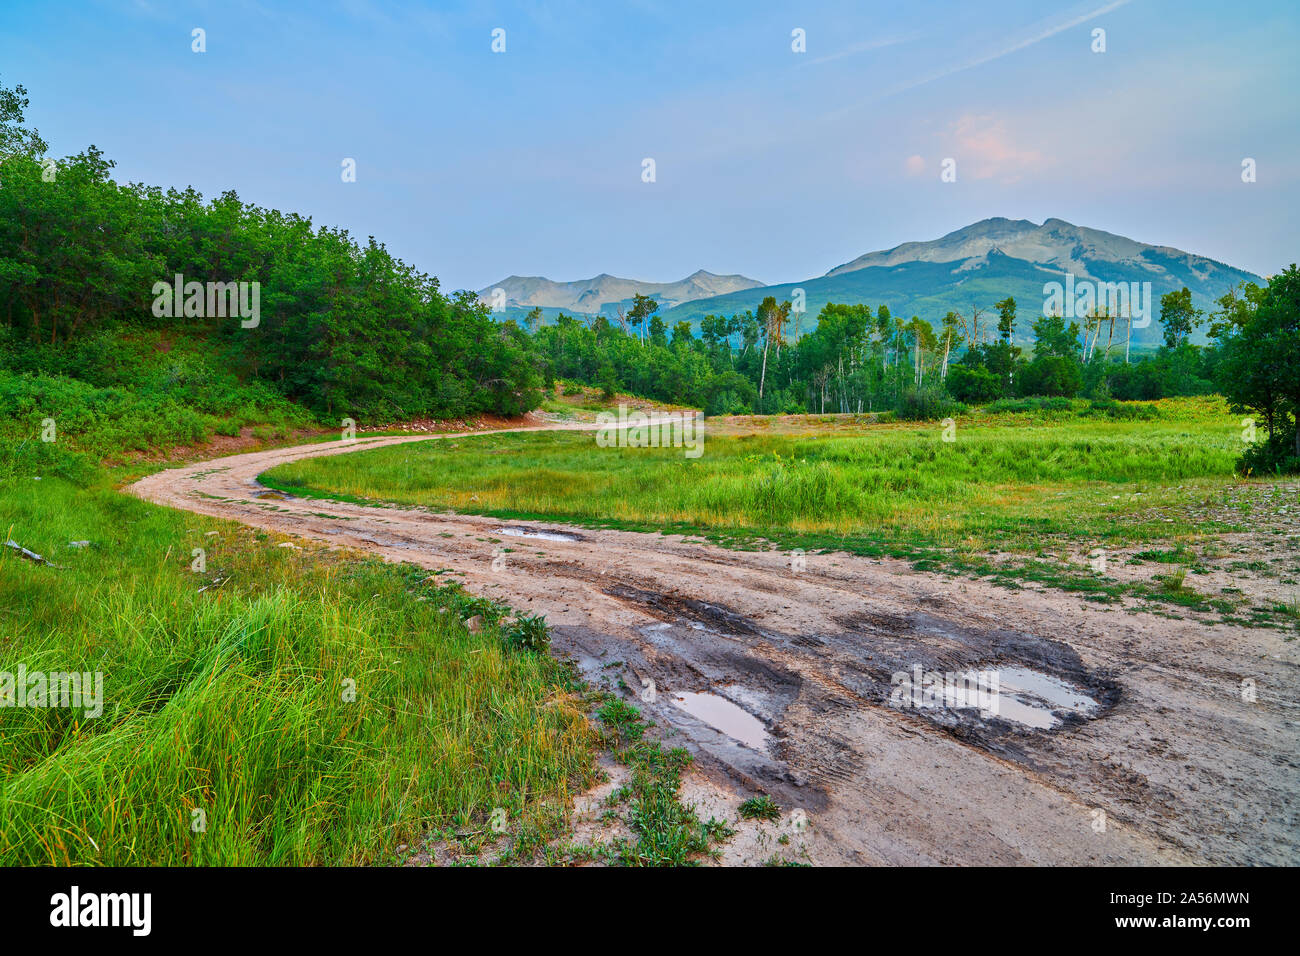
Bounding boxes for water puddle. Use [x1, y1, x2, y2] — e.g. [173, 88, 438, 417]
[670, 689, 770, 751]
[909, 665, 1099, 730]
[492, 526, 579, 542]
[997, 667, 1099, 721]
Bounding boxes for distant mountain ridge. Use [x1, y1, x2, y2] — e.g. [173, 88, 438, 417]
[481, 219, 1265, 346]
[476, 269, 764, 315]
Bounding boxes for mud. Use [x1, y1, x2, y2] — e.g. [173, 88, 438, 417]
[127, 415, 1300, 866]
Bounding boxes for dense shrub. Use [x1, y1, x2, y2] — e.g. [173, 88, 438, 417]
[0, 436, 96, 484]
[1237, 427, 1300, 476]
[945, 365, 1002, 403]
[986, 396, 1073, 415]
[0, 342, 317, 461]
[893, 388, 965, 421]
[1017, 355, 1083, 397]
[1082, 398, 1159, 420]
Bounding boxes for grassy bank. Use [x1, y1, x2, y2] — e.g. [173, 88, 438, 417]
[0, 329, 319, 485]
[0, 472, 597, 864]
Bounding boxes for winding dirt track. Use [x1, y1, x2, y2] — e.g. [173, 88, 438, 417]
[128, 418, 1299, 866]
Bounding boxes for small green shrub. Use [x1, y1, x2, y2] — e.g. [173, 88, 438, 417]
[737, 795, 781, 821]
[945, 365, 1002, 403]
[504, 613, 551, 652]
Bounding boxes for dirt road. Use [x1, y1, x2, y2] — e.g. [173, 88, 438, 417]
[128, 418, 1299, 866]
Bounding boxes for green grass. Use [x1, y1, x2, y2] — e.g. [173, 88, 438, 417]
[262, 396, 1245, 557]
[0, 470, 598, 865]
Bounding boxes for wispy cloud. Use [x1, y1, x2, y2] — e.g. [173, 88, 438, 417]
[823, 0, 1133, 120]
[805, 33, 919, 67]
[894, 0, 1131, 94]
[901, 114, 1048, 183]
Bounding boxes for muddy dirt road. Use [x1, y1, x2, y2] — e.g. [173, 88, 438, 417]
[128, 419, 1299, 866]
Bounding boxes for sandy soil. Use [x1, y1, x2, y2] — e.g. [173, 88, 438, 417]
[127, 416, 1299, 866]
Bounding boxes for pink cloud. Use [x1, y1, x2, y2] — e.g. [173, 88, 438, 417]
[946, 114, 1045, 182]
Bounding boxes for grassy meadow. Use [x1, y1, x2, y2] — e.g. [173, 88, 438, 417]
[263, 397, 1248, 558]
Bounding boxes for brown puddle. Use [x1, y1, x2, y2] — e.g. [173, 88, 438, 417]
[670, 689, 771, 752]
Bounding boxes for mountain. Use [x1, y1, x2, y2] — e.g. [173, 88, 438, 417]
[655, 218, 1264, 346]
[476, 269, 764, 318]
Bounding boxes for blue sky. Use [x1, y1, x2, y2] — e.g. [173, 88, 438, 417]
[2, 0, 1296, 289]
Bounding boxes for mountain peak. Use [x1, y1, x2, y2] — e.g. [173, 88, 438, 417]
[477, 269, 764, 313]
[827, 218, 1038, 277]
[654, 217, 1263, 350]
[825, 216, 1174, 278]
[959, 216, 1037, 232]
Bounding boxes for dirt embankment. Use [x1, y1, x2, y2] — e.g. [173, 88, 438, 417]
[127, 416, 1300, 866]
